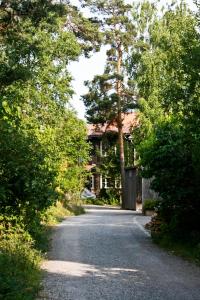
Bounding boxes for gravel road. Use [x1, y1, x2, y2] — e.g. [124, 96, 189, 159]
[38, 205, 200, 300]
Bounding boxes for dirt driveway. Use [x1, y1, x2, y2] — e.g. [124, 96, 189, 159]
[38, 206, 200, 300]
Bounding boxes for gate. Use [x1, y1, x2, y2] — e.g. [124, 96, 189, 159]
[124, 167, 137, 210]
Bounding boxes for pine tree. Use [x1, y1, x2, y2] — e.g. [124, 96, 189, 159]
[81, 0, 136, 208]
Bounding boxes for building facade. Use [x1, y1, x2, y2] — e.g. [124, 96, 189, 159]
[86, 112, 141, 202]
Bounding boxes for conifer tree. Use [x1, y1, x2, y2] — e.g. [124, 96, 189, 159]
[81, 0, 136, 208]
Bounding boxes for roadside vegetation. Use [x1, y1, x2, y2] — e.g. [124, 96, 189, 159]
[142, 199, 159, 215]
[0, 0, 99, 299]
[129, 0, 200, 264]
[83, 188, 120, 206]
[152, 230, 200, 266]
[0, 201, 84, 300]
[1, 1, 200, 298]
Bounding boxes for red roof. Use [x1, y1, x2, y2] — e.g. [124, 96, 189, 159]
[87, 112, 138, 137]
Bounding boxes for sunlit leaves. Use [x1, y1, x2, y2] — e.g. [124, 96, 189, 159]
[130, 1, 200, 232]
[0, 0, 90, 217]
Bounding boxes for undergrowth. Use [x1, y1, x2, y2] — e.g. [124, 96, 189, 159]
[146, 207, 200, 266]
[0, 227, 41, 300]
[0, 201, 84, 300]
[83, 197, 120, 206]
[151, 230, 200, 266]
[83, 188, 120, 206]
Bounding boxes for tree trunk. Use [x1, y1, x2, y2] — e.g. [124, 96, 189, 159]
[116, 43, 126, 208]
[118, 116, 126, 208]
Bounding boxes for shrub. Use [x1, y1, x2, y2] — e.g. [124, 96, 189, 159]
[139, 119, 200, 234]
[143, 199, 160, 212]
[0, 228, 41, 300]
[151, 229, 200, 265]
[0, 201, 85, 300]
[41, 201, 72, 225]
[98, 188, 120, 205]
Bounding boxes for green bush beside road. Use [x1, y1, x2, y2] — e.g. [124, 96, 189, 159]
[0, 202, 85, 300]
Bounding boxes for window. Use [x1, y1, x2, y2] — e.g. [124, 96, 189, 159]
[100, 175, 116, 189]
[102, 176, 108, 188]
[100, 141, 108, 157]
[115, 178, 121, 188]
[100, 175, 107, 189]
[90, 175, 95, 190]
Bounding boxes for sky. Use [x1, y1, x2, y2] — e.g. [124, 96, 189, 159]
[68, 0, 197, 120]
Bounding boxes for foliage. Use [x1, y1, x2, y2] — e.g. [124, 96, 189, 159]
[152, 231, 200, 266]
[98, 132, 134, 177]
[143, 199, 160, 211]
[129, 1, 200, 236]
[139, 118, 200, 231]
[0, 222, 42, 300]
[0, 200, 85, 300]
[83, 187, 120, 206]
[99, 188, 120, 202]
[98, 132, 120, 180]
[0, 0, 91, 220]
[41, 201, 85, 225]
[84, 197, 120, 206]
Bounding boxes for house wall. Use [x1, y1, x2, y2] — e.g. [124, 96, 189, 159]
[87, 131, 137, 198]
[142, 178, 160, 204]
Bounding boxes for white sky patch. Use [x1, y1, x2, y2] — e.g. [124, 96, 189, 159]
[68, 48, 108, 119]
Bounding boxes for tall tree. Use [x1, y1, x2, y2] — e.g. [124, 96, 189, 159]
[81, 0, 136, 207]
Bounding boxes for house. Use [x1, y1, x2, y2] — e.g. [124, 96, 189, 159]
[86, 112, 141, 204]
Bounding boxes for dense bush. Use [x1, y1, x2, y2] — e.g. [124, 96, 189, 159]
[139, 118, 200, 232]
[84, 188, 120, 206]
[130, 2, 200, 242]
[143, 199, 160, 212]
[0, 0, 90, 219]
[0, 219, 41, 300]
[0, 201, 85, 300]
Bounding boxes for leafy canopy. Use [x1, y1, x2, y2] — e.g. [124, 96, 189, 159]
[0, 0, 94, 219]
[130, 1, 200, 233]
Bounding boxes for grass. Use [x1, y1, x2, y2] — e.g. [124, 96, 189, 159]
[146, 213, 200, 266]
[83, 197, 120, 206]
[152, 233, 200, 266]
[68, 204, 85, 216]
[42, 201, 85, 224]
[0, 201, 85, 300]
[0, 232, 42, 300]
[41, 201, 74, 225]
[142, 199, 160, 214]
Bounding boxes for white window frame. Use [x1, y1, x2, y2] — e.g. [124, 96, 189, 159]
[90, 175, 95, 190]
[100, 174, 103, 189]
[100, 140, 108, 157]
[103, 177, 108, 189]
[100, 175, 109, 189]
